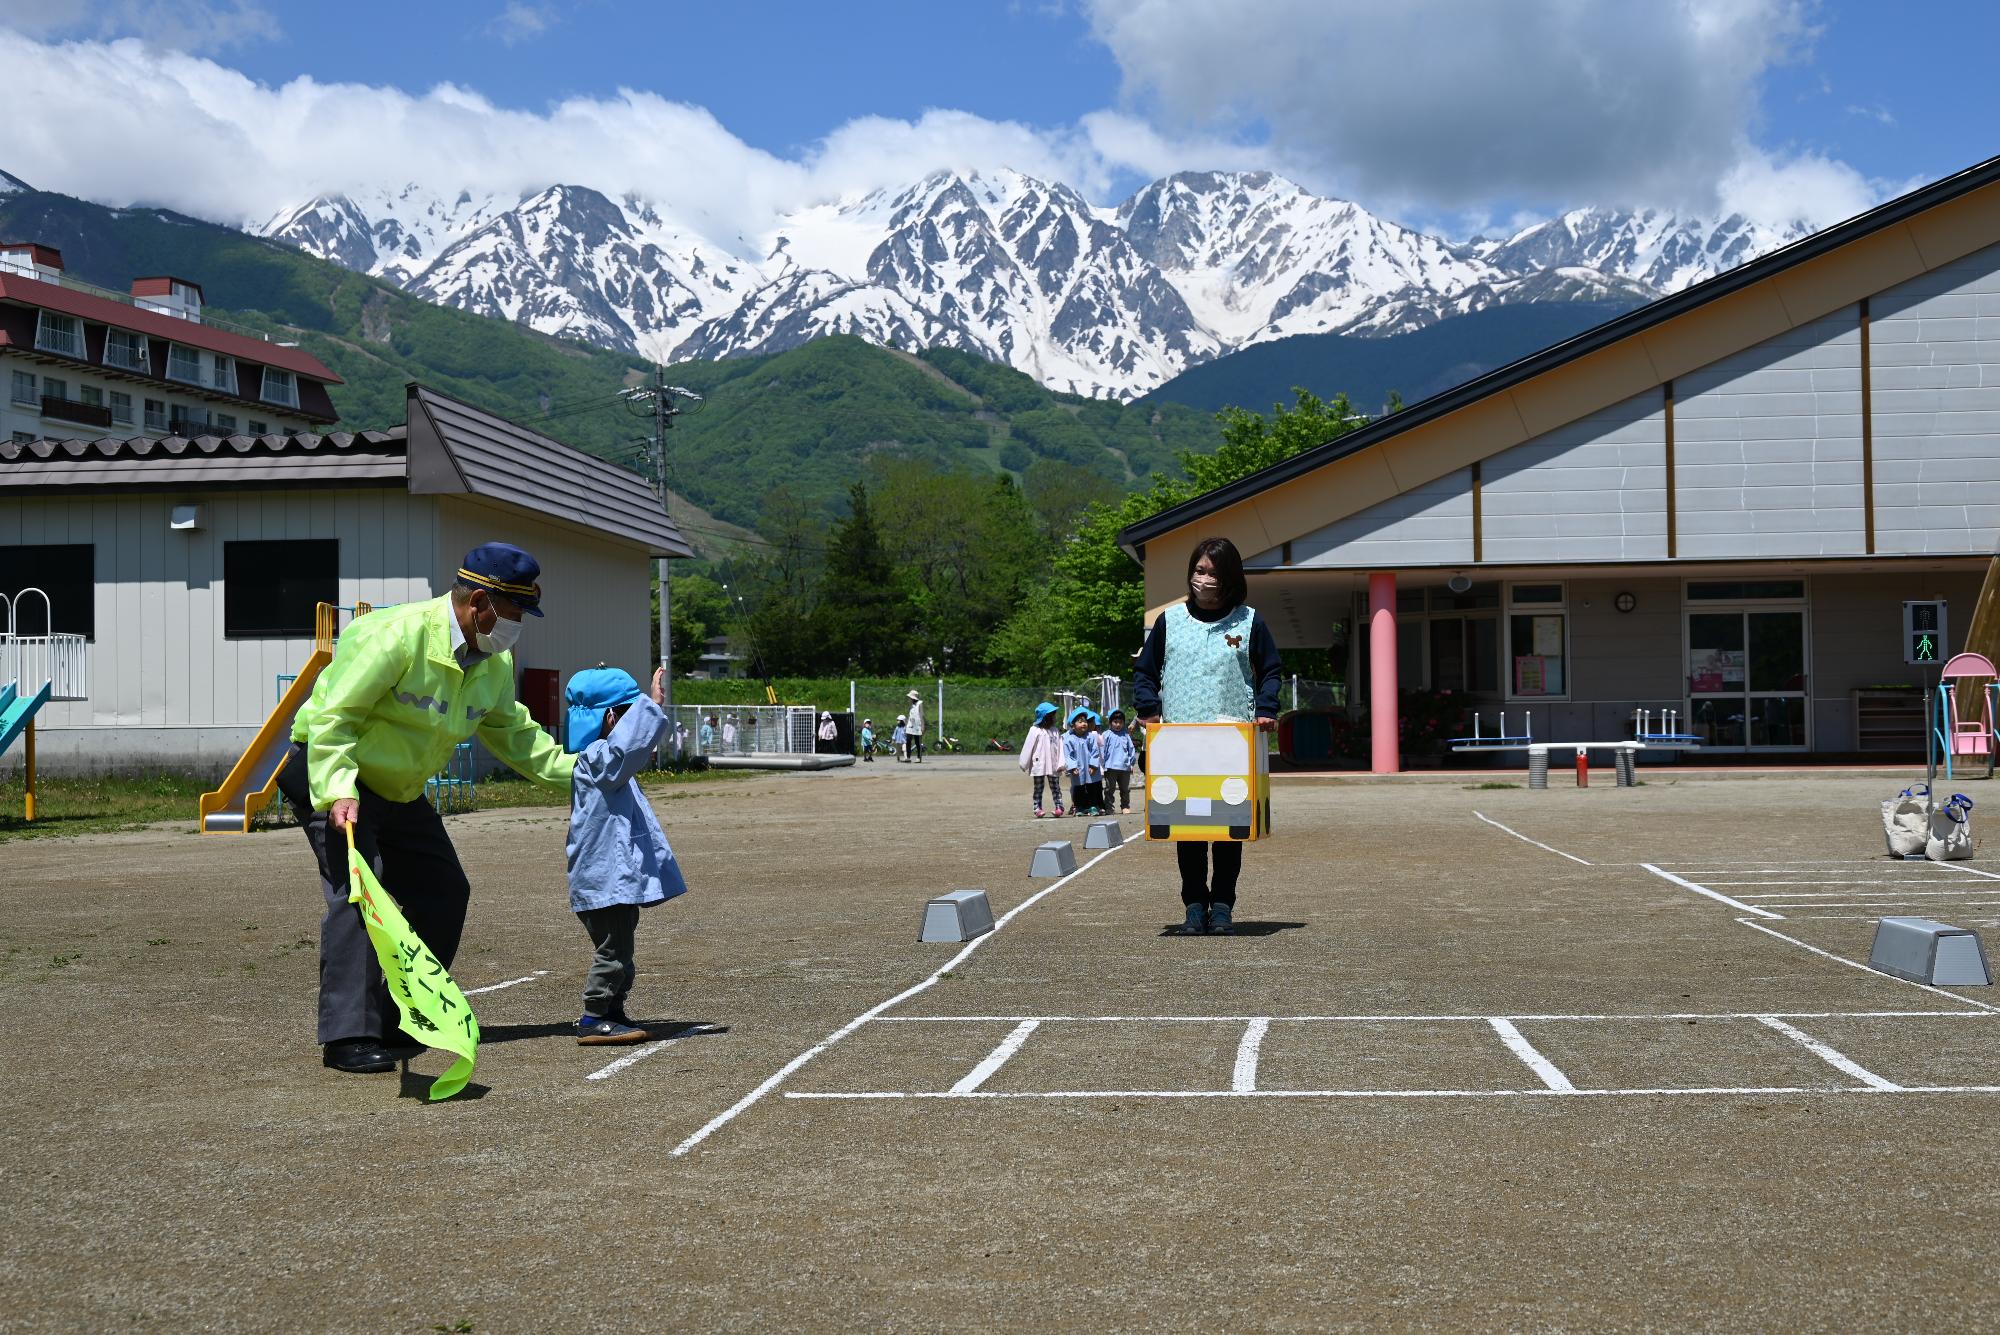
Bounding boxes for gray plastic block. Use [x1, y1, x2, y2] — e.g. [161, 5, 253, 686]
[1870, 916, 1993, 986]
[1084, 819, 1124, 849]
[919, 890, 994, 943]
[1030, 840, 1077, 878]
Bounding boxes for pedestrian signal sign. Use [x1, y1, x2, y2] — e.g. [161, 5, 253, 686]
[1904, 600, 1948, 665]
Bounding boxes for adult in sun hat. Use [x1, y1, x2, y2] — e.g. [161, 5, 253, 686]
[816, 710, 839, 754]
[275, 542, 578, 1075]
[904, 688, 927, 763]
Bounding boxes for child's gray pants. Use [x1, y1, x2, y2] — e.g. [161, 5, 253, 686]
[577, 903, 640, 1017]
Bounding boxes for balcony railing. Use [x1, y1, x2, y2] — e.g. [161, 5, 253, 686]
[41, 394, 113, 429]
[103, 339, 149, 372]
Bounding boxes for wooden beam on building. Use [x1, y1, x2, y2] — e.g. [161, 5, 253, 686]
[1663, 380, 1677, 559]
[1861, 297, 1876, 554]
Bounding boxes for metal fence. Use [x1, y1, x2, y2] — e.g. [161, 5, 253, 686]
[673, 704, 818, 757]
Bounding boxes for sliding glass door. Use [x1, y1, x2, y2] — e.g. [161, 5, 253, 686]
[1685, 606, 1809, 751]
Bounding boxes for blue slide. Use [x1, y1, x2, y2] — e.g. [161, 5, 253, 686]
[0, 680, 52, 760]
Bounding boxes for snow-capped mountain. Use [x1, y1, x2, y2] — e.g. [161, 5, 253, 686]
[253, 170, 1820, 400]
[1475, 207, 1818, 294]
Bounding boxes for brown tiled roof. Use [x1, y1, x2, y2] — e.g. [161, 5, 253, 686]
[0, 428, 406, 489]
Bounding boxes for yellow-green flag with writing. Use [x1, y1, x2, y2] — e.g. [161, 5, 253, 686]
[344, 828, 479, 1100]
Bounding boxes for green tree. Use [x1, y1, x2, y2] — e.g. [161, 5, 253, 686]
[873, 462, 1047, 672]
[992, 388, 1369, 679]
[665, 572, 731, 677]
[809, 483, 919, 673]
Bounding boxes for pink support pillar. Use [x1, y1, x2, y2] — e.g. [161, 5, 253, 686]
[1368, 571, 1400, 774]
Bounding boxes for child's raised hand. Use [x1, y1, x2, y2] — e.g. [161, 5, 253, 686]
[651, 666, 666, 705]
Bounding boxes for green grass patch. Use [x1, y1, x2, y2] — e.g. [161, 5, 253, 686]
[0, 772, 213, 842]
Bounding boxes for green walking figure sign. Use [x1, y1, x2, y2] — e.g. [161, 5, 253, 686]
[1904, 600, 1948, 667]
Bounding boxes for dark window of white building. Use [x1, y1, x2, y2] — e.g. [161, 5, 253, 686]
[223, 539, 338, 639]
[0, 544, 96, 639]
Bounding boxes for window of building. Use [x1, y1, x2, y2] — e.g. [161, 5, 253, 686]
[33, 311, 83, 358]
[223, 539, 338, 639]
[104, 328, 149, 372]
[41, 376, 68, 402]
[109, 390, 133, 424]
[167, 343, 202, 384]
[80, 384, 103, 408]
[9, 370, 34, 405]
[248, 419, 268, 435]
[0, 543, 95, 639]
[1685, 580, 1806, 602]
[1505, 583, 1568, 699]
[11, 430, 33, 443]
[143, 398, 168, 432]
[214, 413, 237, 433]
[210, 353, 237, 395]
[261, 367, 299, 408]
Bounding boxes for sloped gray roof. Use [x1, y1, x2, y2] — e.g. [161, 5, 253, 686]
[0, 384, 692, 558]
[0, 429, 407, 489]
[405, 384, 691, 558]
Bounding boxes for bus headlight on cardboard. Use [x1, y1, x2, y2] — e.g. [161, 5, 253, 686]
[1150, 775, 1179, 805]
[1220, 777, 1249, 805]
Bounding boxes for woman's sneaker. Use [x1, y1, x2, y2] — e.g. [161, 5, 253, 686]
[1175, 904, 1209, 935]
[576, 1015, 651, 1045]
[1208, 903, 1235, 936]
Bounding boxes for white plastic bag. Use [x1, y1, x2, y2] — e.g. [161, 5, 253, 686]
[1926, 792, 1976, 862]
[1883, 785, 1931, 857]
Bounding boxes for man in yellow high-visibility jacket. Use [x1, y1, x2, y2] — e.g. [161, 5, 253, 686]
[275, 543, 576, 1074]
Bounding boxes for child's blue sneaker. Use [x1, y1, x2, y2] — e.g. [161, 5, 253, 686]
[1208, 903, 1235, 935]
[576, 1014, 651, 1045]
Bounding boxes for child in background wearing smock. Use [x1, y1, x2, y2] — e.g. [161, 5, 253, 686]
[1101, 710, 1138, 814]
[892, 715, 908, 762]
[1018, 701, 1068, 818]
[564, 666, 689, 1044]
[1063, 708, 1103, 816]
[860, 718, 875, 761]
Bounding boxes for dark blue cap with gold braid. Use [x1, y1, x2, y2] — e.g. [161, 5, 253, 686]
[458, 542, 545, 616]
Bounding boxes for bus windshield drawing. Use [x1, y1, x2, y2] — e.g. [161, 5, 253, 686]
[1150, 727, 1249, 776]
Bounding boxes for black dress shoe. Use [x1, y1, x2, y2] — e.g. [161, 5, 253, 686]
[322, 1038, 397, 1073]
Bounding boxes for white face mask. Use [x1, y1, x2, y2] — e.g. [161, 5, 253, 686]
[476, 612, 523, 655]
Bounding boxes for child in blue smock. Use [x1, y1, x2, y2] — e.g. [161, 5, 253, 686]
[860, 718, 876, 761]
[1063, 708, 1103, 816]
[1101, 710, 1138, 814]
[565, 666, 688, 1045]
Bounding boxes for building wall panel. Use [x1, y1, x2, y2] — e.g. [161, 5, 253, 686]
[1269, 470, 1473, 569]
[1872, 238, 2000, 555]
[1481, 391, 1667, 563]
[1673, 305, 1865, 559]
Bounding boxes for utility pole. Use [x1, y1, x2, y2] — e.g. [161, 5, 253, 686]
[623, 367, 704, 750]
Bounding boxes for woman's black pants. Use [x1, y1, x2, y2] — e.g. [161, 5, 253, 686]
[1177, 840, 1243, 907]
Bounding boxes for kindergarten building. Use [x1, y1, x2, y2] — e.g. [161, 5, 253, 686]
[1, 381, 690, 773]
[1121, 155, 2000, 768]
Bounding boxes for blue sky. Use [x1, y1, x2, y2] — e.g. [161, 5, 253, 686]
[3, 1, 1995, 238]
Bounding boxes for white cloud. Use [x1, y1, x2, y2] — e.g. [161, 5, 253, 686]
[1716, 145, 1902, 230]
[1081, 0, 1852, 220]
[486, 2, 553, 46]
[0, 0, 277, 49]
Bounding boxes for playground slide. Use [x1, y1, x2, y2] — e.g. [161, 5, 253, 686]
[0, 680, 51, 761]
[197, 648, 331, 834]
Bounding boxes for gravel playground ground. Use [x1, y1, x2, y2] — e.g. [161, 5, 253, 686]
[7, 758, 2000, 1331]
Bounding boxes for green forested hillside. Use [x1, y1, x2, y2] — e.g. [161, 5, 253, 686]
[0, 189, 1221, 529]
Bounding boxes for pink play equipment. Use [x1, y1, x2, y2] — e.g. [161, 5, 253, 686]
[1933, 652, 1998, 780]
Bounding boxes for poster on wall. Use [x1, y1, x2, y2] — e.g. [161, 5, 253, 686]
[1532, 615, 1563, 656]
[1689, 647, 1746, 694]
[1515, 655, 1547, 695]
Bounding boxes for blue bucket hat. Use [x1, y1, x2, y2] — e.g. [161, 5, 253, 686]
[1033, 701, 1058, 722]
[1067, 706, 1095, 727]
[458, 541, 544, 616]
[565, 666, 641, 752]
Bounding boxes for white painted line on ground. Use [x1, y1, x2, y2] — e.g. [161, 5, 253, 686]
[879, 1009, 1992, 1023]
[1473, 812, 1591, 865]
[950, 1019, 1041, 1095]
[1935, 861, 2000, 881]
[585, 1024, 723, 1082]
[1758, 901, 2000, 910]
[1736, 916, 2000, 1013]
[464, 969, 552, 995]
[1737, 889, 1997, 899]
[1790, 911, 2000, 920]
[1755, 1016, 1902, 1090]
[668, 840, 1130, 1157]
[1231, 1018, 1271, 1093]
[1487, 1017, 1575, 1092]
[1641, 864, 1785, 918]
[784, 1085, 2000, 1100]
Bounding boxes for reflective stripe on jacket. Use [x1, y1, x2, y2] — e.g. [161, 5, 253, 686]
[292, 594, 575, 806]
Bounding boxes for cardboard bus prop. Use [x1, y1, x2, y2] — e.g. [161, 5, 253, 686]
[1144, 722, 1272, 841]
